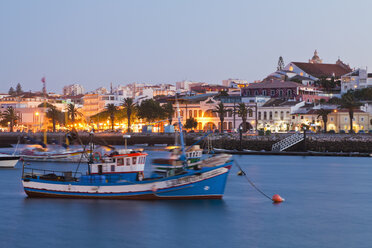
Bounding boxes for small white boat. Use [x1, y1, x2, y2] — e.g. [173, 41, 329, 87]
[0, 154, 20, 168]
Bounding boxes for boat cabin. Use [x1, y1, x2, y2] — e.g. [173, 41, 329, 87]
[90, 152, 147, 176]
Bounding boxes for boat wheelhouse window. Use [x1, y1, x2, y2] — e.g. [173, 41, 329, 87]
[126, 158, 131, 166]
[132, 157, 137, 164]
[117, 158, 124, 166]
[111, 165, 115, 172]
[98, 165, 102, 175]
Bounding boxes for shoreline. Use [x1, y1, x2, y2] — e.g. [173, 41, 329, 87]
[0, 132, 371, 155]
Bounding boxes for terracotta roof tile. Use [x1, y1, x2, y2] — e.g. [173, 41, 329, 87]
[292, 62, 352, 78]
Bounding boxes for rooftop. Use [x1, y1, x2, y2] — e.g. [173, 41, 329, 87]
[292, 62, 352, 78]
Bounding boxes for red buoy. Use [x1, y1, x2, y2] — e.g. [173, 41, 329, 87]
[272, 194, 284, 203]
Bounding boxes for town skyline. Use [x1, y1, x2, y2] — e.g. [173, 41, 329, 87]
[1, 0, 372, 93]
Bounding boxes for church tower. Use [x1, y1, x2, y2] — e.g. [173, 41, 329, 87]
[309, 50, 323, 64]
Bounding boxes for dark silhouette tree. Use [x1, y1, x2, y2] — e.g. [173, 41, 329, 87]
[46, 105, 62, 132]
[340, 93, 362, 133]
[8, 87, 15, 96]
[213, 102, 228, 133]
[316, 108, 332, 133]
[105, 104, 117, 131]
[184, 117, 198, 130]
[67, 103, 82, 126]
[237, 103, 249, 132]
[162, 102, 174, 125]
[137, 99, 165, 123]
[1, 106, 19, 132]
[122, 98, 136, 133]
[16, 83, 23, 95]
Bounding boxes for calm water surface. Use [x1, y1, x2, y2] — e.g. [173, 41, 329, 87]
[0, 147, 372, 248]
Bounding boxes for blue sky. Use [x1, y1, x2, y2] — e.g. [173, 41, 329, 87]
[0, 0, 371, 93]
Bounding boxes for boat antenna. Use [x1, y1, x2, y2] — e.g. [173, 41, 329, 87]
[175, 94, 187, 167]
[87, 131, 94, 174]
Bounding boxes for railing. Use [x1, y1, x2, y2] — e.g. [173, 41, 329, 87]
[271, 133, 304, 151]
[22, 167, 82, 182]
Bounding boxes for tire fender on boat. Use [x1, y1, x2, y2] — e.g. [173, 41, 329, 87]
[137, 172, 144, 181]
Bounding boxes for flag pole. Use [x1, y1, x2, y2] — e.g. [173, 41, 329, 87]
[42, 77, 47, 145]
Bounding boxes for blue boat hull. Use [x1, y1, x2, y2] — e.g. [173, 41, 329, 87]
[23, 164, 232, 200]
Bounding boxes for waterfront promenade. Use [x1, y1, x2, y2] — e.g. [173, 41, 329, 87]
[0, 132, 371, 153]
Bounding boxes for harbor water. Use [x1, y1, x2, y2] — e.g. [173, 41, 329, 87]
[1, 147, 372, 248]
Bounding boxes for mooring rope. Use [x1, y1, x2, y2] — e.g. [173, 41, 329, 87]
[234, 160, 273, 201]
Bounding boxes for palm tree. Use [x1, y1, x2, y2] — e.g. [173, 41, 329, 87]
[213, 102, 228, 133]
[122, 98, 136, 133]
[163, 102, 175, 125]
[340, 93, 362, 133]
[1, 106, 19, 132]
[46, 105, 62, 132]
[106, 103, 117, 131]
[237, 103, 249, 132]
[67, 103, 82, 126]
[316, 108, 332, 133]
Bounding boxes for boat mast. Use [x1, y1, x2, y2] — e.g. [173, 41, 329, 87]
[175, 94, 187, 168]
[87, 131, 94, 174]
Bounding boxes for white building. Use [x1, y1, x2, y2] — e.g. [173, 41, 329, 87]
[222, 79, 250, 88]
[63, 84, 85, 96]
[341, 68, 372, 94]
[170, 94, 257, 131]
[175, 80, 206, 91]
[257, 99, 305, 132]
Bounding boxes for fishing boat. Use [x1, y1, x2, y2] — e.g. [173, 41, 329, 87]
[21, 99, 233, 200]
[20, 146, 89, 163]
[0, 153, 20, 168]
[153, 145, 203, 174]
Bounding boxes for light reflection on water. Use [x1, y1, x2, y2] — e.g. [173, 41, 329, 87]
[0, 145, 372, 247]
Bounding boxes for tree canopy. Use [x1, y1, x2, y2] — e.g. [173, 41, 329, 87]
[137, 99, 166, 123]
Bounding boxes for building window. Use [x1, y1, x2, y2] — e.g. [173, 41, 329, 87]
[279, 90, 283, 97]
[330, 117, 334, 121]
[228, 122, 232, 129]
[287, 90, 292, 97]
[280, 111, 284, 120]
[248, 109, 253, 117]
[344, 117, 348, 122]
[180, 110, 183, 116]
[269, 111, 273, 120]
[271, 90, 275, 96]
[117, 158, 124, 166]
[292, 116, 295, 119]
[301, 116, 304, 119]
[263, 112, 267, 120]
[199, 110, 202, 117]
[361, 117, 364, 122]
[255, 90, 259, 96]
[263, 90, 267, 96]
[194, 110, 197, 117]
[189, 110, 192, 117]
[258, 112, 261, 120]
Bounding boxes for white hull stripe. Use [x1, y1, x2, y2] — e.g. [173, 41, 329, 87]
[23, 167, 229, 194]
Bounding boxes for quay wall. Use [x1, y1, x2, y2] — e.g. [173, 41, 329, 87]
[0, 132, 371, 153]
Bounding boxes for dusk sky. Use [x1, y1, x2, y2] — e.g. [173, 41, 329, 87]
[1, 0, 371, 93]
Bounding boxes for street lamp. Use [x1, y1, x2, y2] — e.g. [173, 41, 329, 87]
[35, 112, 40, 132]
[239, 125, 243, 151]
